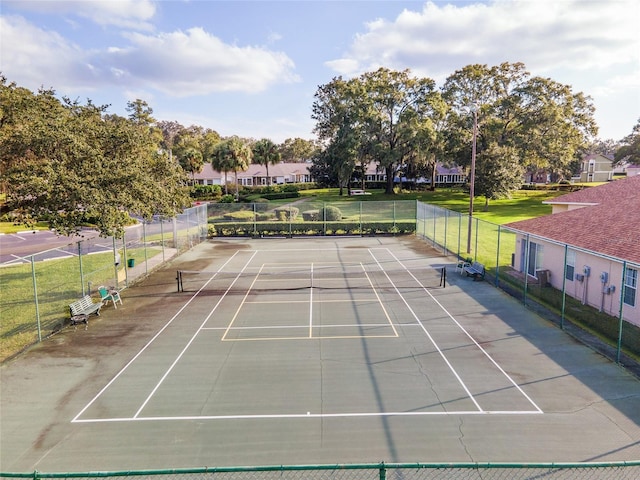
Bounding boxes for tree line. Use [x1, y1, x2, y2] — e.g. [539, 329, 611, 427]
[1, 62, 638, 236]
[0, 76, 318, 236]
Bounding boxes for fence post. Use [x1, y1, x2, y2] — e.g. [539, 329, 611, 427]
[378, 462, 386, 480]
[561, 244, 568, 330]
[457, 212, 461, 259]
[393, 201, 396, 230]
[123, 237, 129, 288]
[443, 208, 448, 254]
[31, 255, 42, 342]
[253, 203, 257, 237]
[474, 217, 479, 260]
[432, 205, 436, 248]
[78, 241, 85, 296]
[160, 217, 166, 262]
[523, 234, 530, 306]
[113, 237, 119, 289]
[143, 221, 149, 275]
[495, 226, 501, 287]
[323, 201, 327, 235]
[617, 262, 627, 364]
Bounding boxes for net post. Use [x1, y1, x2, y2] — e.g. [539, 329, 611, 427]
[440, 266, 446, 288]
[176, 270, 182, 292]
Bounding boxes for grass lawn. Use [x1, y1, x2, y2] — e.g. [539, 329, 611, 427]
[298, 187, 566, 225]
[0, 221, 49, 234]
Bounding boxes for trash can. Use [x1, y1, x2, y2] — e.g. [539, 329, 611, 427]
[127, 258, 135, 268]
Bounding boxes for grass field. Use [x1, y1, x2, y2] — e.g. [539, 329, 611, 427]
[299, 187, 567, 225]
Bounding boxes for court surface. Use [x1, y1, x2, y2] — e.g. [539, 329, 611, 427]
[1, 237, 639, 472]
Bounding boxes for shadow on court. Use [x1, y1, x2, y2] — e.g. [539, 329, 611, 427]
[1, 237, 639, 472]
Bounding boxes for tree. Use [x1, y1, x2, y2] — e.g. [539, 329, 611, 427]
[312, 68, 443, 194]
[252, 138, 281, 185]
[474, 144, 524, 210]
[157, 120, 184, 161]
[614, 119, 640, 166]
[181, 148, 204, 183]
[442, 62, 597, 202]
[279, 137, 319, 162]
[0, 78, 189, 237]
[210, 136, 252, 197]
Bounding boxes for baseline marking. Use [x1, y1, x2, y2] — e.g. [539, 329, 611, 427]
[73, 409, 542, 424]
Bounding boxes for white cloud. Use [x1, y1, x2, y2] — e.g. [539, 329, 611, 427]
[108, 27, 300, 95]
[0, 16, 91, 91]
[327, 0, 640, 82]
[3, 0, 156, 30]
[0, 17, 300, 96]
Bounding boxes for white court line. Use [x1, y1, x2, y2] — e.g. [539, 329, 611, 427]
[202, 323, 399, 331]
[72, 250, 245, 423]
[385, 248, 543, 414]
[369, 248, 484, 413]
[133, 251, 259, 419]
[361, 262, 399, 337]
[244, 298, 379, 304]
[220, 261, 265, 341]
[73, 408, 542, 424]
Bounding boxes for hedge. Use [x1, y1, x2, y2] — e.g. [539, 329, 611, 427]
[208, 220, 416, 237]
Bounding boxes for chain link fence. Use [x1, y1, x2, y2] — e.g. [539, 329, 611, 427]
[207, 200, 417, 237]
[416, 201, 640, 365]
[2, 462, 639, 479]
[0, 204, 208, 362]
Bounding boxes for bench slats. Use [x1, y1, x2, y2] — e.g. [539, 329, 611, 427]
[464, 262, 485, 280]
[70, 295, 102, 317]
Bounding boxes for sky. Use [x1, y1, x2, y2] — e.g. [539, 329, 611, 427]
[1, 0, 639, 144]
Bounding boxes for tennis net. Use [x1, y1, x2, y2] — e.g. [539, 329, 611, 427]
[176, 265, 446, 294]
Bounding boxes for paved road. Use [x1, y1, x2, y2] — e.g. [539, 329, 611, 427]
[0, 229, 102, 264]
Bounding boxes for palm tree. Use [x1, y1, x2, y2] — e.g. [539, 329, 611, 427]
[210, 141, 234, 194]
[211, 137, 252, 197]
[252, 138, 281, 186]
[227, 137, 252, 198]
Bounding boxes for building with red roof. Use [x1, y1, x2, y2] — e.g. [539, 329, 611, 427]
[506, 175, 640, 326]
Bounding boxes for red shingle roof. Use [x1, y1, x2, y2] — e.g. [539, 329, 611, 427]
[544, 175, 640, 205]
[507, 176, 640, 264]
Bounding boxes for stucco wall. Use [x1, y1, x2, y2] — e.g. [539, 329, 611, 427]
[513, 235, 639, 327]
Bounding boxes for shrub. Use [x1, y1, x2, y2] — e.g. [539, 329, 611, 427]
[219, 194, 236, 203]
[191, 184, 221, 199]
[274, 206, 299, 221]
[223, 210, 255, 220]
[321, 205, 342, 221]
[260, 192, 300, 200]
[302, 210, 319, 221]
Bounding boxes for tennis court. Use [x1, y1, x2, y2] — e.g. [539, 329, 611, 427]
[2, 237, 639, 472]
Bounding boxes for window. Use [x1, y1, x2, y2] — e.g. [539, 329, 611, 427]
[623, 268, 637, 307]
[527, 241, 543, 277]
[565, 250, 576, 281]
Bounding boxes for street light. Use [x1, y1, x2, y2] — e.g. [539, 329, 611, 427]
[467, 105, 478, 254]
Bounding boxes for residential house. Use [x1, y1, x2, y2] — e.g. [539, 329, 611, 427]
[394, 164, 466, 186]
[505, 175, 640, 327]
[524, 169, 551, 184]
[626, 164, 640, 177]
[579, 153, 614, 182]
[192, 162, 312, 187]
